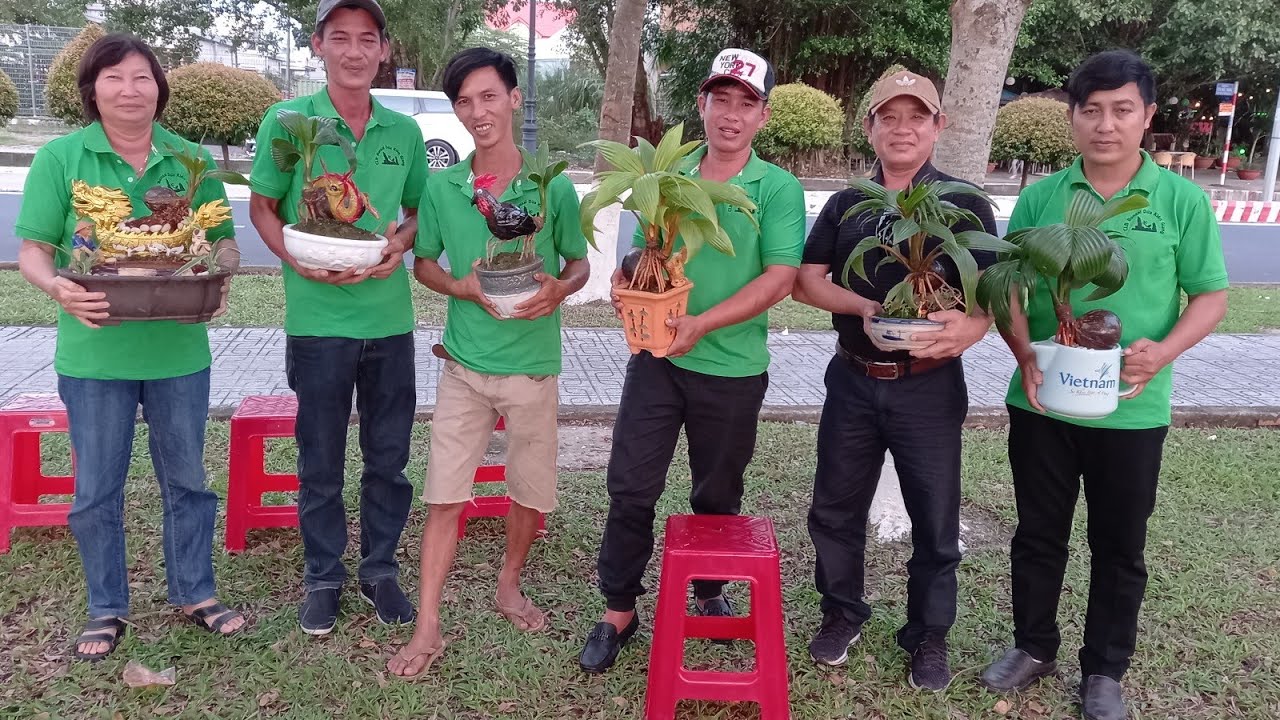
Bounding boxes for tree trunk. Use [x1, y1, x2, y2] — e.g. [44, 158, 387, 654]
[221, 142, 230, 166]
[630, 51, 662, 146]
[595, 0, 644, 171]
[933, 0, 1033, 184]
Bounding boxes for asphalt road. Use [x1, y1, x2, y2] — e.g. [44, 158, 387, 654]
[2, 192, 1278, 282]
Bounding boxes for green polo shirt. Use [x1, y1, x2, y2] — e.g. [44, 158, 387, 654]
[413, 154, 588, 376]
[633, 146, 805, 377]
[1005, 152, 1229, 429]
[15, 122, 234, 380]
[250, 88, 427, 338]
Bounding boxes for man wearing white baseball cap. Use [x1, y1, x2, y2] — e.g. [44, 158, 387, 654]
[794, 67, 998, 691]
[579, 48, 806, 674]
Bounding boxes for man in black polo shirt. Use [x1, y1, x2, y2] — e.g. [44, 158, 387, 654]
[793, 69, 998, 691]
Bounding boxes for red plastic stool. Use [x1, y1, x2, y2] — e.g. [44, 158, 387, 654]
[0, 394, 75, 554]
[645, 514, 790, 720]
[455, 417, 546, 539]
[225, 395, 299, 553]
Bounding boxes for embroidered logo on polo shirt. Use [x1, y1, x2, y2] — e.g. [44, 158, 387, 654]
[376, 145, 406, 167]
[156, 172, 187, 195]
[1122, 208, 1166, 234]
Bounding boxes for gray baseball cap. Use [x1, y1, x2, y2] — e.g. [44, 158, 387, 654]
[316, 0, 386, 31]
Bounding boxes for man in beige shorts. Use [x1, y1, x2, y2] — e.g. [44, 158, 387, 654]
[386, 47, 591, 678]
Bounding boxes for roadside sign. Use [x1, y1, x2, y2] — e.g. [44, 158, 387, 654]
[1219, 103, 1236, 116]
[395, 68, 416, 89]
[1216, 82, 1238, 99]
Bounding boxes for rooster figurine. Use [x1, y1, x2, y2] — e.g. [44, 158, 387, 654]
[472, 173, 543, 240]
[305, 160, 379, 223]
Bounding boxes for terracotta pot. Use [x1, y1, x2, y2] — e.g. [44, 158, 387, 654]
[1226, 157, 1242, 170]
[476, 254, 543, 319]
[1237, 169, 1262, 181]
[615, 282, 694, 357]
[1194, 155, 1215, 170]
[986, 162, 997, 174]
[57, 267, 230, 325]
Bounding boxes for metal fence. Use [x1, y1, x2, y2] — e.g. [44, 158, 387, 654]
[0, 24, 82, 118]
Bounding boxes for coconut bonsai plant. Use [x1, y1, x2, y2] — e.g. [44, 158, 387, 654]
[470, 142, 575, 318]
[270, 109, 386, 272]
[56, 143, 247, 325]
[975, 189, 1149, 418]
[839, 178, 1016, 351]
[579, 122, 755, 356]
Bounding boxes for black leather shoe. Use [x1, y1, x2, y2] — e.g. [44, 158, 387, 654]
[979, 647, 1058, 691]
[579, 614, 640, 674]
[1080, 675, 1128, 720]
[694, 595, 735, 646]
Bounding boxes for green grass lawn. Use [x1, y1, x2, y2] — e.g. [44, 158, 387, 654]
[1, 422, 1277, 719]
[0, 269, 1274, 334]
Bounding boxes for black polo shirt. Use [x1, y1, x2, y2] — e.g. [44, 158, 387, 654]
[801, 162, 999, 362]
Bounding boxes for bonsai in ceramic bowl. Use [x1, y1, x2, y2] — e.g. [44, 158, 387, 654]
[56, 144, 247, 325]
[470, 143, 573, 318]
[839, 177, 1014, 351]
[1236, 162, 1262, 181]
[579, 123, 756, 357]
[270, 109, 386, 271]
[975, 189, 1149, 418]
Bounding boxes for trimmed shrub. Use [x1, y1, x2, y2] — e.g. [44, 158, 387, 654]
[990, 97, 1076, 187]
[46, 24, 106, 125]
[164, 63, 281, 163]
[0, 69, 19, 125]
[756, 83, 844, 161]
[849, 63, 907, 157]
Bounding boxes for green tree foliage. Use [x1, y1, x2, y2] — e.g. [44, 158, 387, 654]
[989, 97, 1076, 187]
[848, 63, 907, 157]
[0, 0, 88, 26]
[164, 63, 281, 164]
[0, 68, 18, 125]
[46, 23, 105, 125]
[101, 0, 214, 66]
[536, 64, 604, 164]
[755, 83, 844, 159]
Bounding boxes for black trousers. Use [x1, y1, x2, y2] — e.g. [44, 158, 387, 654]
[596, 352, 769, 612]
[807, 355, 967, 651]
[1007, 405, 1168, 681]
[285, 333, 416, 591]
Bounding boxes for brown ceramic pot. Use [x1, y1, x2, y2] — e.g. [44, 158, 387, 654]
[615, 282, 694, 358]
[56, 266, 230, 325]
[1237, 169, 1262, 181]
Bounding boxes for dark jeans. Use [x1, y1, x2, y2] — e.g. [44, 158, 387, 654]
[596, 352, 769, 612]
[807, 355, 967, 651]
[286, 333, 415, 591]
[58, 369, 217, 617]
[1007, 405, 1168, 681]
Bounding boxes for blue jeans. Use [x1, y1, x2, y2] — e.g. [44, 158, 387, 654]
[58, 369, 218, 618]
[285, 333, 415, 591]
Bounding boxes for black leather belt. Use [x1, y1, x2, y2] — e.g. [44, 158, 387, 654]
[835, 342, 949, 380]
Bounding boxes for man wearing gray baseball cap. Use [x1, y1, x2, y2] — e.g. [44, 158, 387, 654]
[249, 0, 428, 636]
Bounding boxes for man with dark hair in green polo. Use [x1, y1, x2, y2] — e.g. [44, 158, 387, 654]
[978, 50, 1227, 720]
[248, 0, 427, 636]
[385, 46, 590, 679]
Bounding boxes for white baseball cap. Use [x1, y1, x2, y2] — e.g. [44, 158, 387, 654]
[699, 48, 775, 101]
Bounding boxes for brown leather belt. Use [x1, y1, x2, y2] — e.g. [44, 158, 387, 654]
[835, 342, 950, 380]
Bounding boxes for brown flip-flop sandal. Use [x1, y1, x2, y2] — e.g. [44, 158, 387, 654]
[73, 617, 127, 662]
[389, 642, 447, 680]
[496, 595, 548, 632]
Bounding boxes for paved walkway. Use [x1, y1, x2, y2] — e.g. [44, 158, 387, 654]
[2, 326, 1277, 420]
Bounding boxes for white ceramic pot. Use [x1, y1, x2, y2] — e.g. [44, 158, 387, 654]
[867, 316, 945, 351]
[1031, 340, 1138, 419]
[283, 224, 387, 272]
[486, 288, 539, 319]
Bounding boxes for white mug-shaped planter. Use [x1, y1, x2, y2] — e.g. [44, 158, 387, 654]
[283, 224, 388, 272]
[1032, 340, 1139, 419]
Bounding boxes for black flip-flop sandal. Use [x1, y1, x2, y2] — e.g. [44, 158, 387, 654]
[73, 617, 127, 662]
[182, 602, 246, 636]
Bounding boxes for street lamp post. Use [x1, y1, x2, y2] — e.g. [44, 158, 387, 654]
[521, 0, 538, 151]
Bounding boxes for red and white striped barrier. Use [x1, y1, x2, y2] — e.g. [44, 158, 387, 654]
[1213, 201, 1280, 224]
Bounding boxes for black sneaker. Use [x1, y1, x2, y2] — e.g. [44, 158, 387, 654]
[299, 588, 340, 636]
[809, 612, 862, 666]
[694, 595, 735, 646]
[908, 631, 952, 691]
[359, 578, 416, 625]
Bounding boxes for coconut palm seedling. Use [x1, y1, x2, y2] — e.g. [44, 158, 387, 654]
[473, 142, 579, 269]
[270, 109, 379, 241]
[579, 122, 756, 294]
[840, 178, 1016, 318]
[975, 189, 1148, 348]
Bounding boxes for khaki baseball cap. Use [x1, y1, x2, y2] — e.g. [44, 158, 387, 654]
[868, 70, 941, 116]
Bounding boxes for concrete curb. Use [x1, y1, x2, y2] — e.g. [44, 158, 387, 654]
[203, 402, 1280, 429]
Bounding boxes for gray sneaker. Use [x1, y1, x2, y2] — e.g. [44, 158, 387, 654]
[808, 612, 862, 667]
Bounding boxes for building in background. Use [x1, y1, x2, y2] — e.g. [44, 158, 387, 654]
[486, 1, 573, 76]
